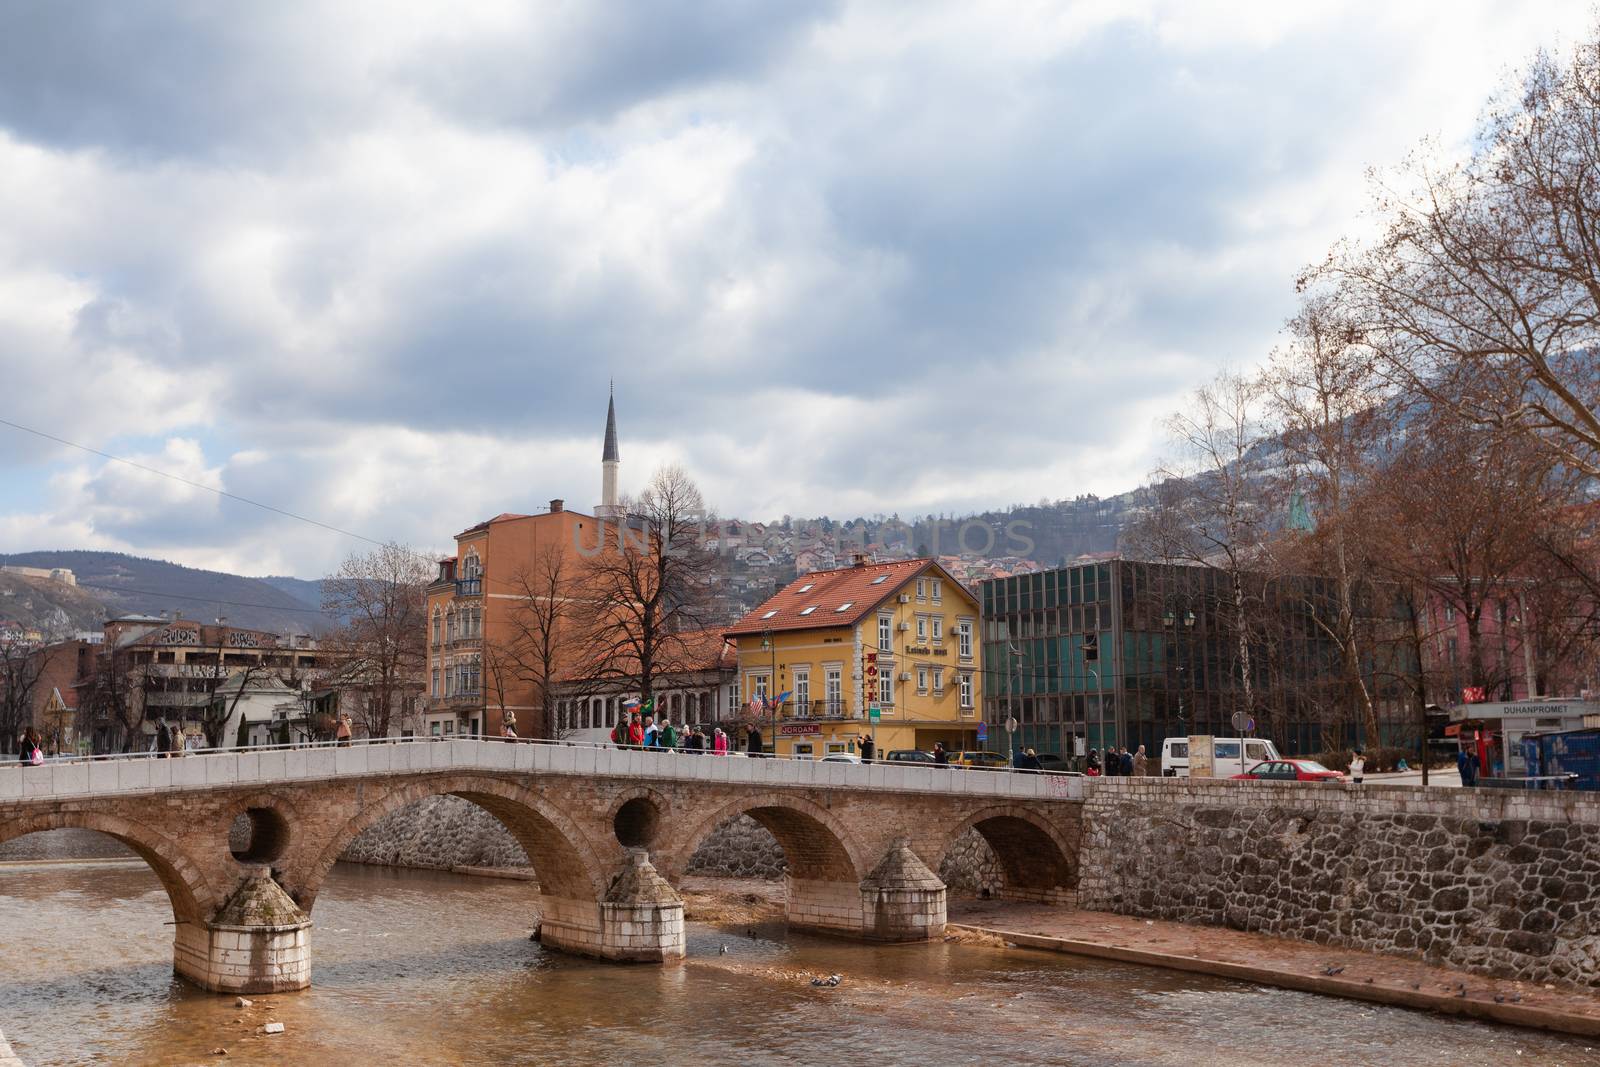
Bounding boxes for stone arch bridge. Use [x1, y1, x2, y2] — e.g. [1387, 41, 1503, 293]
[0, 741, 1083, 994]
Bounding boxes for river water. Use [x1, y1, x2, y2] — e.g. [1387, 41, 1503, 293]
[2, 831, 1598, 1067]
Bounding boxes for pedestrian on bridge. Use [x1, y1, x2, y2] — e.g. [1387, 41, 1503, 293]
[628, 715, 644, 748]
[714, 727, 729, 755]
[859, 734, 875, 763]
[1133, 745, 1148, 777]
[659, 719, 678, 752]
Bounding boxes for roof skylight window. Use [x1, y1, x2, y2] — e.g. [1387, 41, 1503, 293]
[835, 602, 853, 612]
[762, 610, 778, 619]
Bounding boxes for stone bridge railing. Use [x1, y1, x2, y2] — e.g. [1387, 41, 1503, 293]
[0, 737, 1086, 804]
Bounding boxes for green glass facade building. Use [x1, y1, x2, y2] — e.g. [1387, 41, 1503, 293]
[980, 559, 1413, 761]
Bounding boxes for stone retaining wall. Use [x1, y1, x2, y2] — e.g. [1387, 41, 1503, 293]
[1078, 778, 1600, 989]
[339, 794, 1003, 894]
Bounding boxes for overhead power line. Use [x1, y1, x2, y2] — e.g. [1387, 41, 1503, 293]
[0, 416, 388, 548]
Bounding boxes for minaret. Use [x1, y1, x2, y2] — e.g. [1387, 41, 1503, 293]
[597, 383, 622, 519]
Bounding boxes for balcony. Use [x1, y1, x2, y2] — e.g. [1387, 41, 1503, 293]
[455, 578, 482, 597]
[789, 699, 852, 720]
[447, 634, 481, 650]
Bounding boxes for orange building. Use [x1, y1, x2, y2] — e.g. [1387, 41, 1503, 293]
[424, 392, 635, 739]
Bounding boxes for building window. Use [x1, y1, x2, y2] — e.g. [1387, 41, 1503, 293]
[933, 668, 945, 694]
[959, 672, 973, 708]
[916, 615, 927, 642]
[878, 615, 892, 652]
[461, 551, 482, 579]
[825, 666, 843, 712]
[727, 685, 738, 716]
[431, 668, 440, 697]
[917, 667, 928, 694]
[958, 621, 972, 659]
[931, 578, 942, 603]
[748, 673, 770, 703]
[879, 674, 894, 705]
[931, 617, 943, 644]
[431, 610, 441, 646]
[794, 668, 810, 712]
[916, 579, 927, 601]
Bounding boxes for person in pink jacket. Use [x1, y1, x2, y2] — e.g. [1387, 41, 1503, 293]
[713, 728, 729, 755]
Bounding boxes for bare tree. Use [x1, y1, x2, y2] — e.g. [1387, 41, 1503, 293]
[577, 464, 716, 708]
[0, 637, 43, 754]
[494, 543, 579, 739]
[1364, 413, 1564, 702]
[1316, 37, 1600, 480]
[1129, 371, 1273, 720]
[1264, 297, 1387, 742]
[320, 543, 431, 740]
[199, 661, 271, 749]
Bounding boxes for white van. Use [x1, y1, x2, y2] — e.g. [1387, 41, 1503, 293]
[1162, 736, 1279, 778]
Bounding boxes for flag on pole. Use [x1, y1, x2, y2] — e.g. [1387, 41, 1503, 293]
[623, 697, 641, 712]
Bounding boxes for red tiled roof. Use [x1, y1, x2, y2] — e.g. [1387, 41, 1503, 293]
[724, 558, 940, 637]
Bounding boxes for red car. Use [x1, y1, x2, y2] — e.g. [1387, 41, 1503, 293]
[1230, 759, 1345, 783]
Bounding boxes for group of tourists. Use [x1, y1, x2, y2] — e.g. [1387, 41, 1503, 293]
[1084, 744, 1147, 777]
[609, 713, 746, 755]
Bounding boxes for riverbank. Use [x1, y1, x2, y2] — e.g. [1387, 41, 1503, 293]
[948, 897, 1600, 1039]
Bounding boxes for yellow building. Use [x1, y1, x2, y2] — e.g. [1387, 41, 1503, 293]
[724, 557, 982, 758]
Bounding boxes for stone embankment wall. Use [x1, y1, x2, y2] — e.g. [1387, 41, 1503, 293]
[340, 796, 1003, 895]
[341, 795, 530, 870]
[1078, 778, 1600, 989]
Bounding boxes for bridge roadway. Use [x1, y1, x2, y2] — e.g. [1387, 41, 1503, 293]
[0, 739, 1084, 994]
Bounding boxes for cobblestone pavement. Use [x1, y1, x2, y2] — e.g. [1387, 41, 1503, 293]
[947, 898, 1600, 1038]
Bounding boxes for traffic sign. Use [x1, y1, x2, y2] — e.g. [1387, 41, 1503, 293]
[1230, 712, 1257, 733]
[868, 707, 881, 723]
[977, 720, 988, 741]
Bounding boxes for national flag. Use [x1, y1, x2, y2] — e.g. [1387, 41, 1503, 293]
[623, 697, 641, 712]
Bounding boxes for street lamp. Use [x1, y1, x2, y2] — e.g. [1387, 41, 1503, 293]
[761, 628, 777, 758]
[1007, 643, 1023, 761]
[1163, 601, 1196, 725]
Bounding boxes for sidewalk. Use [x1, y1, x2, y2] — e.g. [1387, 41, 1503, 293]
[947, 899, 1600, 1038]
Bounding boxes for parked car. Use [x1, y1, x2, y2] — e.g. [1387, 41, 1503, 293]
[819, 752, 862, 764]
[1162, 736, 1280, 778]
[884, 749, 935, 764]
[1033, 753, 1082, 775]
[951, 750, 1010, 770]
[1230, 759, 1344, 783]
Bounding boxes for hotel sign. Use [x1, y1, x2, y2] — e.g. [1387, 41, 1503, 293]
[904, 646, 947, 656]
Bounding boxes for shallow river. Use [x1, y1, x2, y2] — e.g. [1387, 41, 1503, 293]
[2, 831, 1598, 1066]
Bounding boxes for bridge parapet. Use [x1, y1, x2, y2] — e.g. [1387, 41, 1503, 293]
[0, 739, 1086, 804]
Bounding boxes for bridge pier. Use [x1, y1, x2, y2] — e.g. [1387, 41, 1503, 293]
[537, 850, 685, 963]
[174, 867, 311, 994]
[786, 840, 947, 943]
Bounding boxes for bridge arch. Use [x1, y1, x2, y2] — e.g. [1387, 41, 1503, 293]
[935, 803, 1079, 903]
[0, 810, 218, 922]
[295, 774, 606, 911]
[659, 792, 866, 884]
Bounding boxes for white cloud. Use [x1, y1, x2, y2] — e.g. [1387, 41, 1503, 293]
[0, 0, 1593, 574]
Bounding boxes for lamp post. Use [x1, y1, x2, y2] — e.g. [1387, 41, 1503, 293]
[1163, 601, 1196, 734]
[762, 627, 777, 757]
[1007, 642, 1023, 761]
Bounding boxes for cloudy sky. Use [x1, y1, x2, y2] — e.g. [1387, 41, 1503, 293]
[0, 1, 1592, 577]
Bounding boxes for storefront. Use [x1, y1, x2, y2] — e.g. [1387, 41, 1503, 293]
[1447, 699, 1600, 776]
